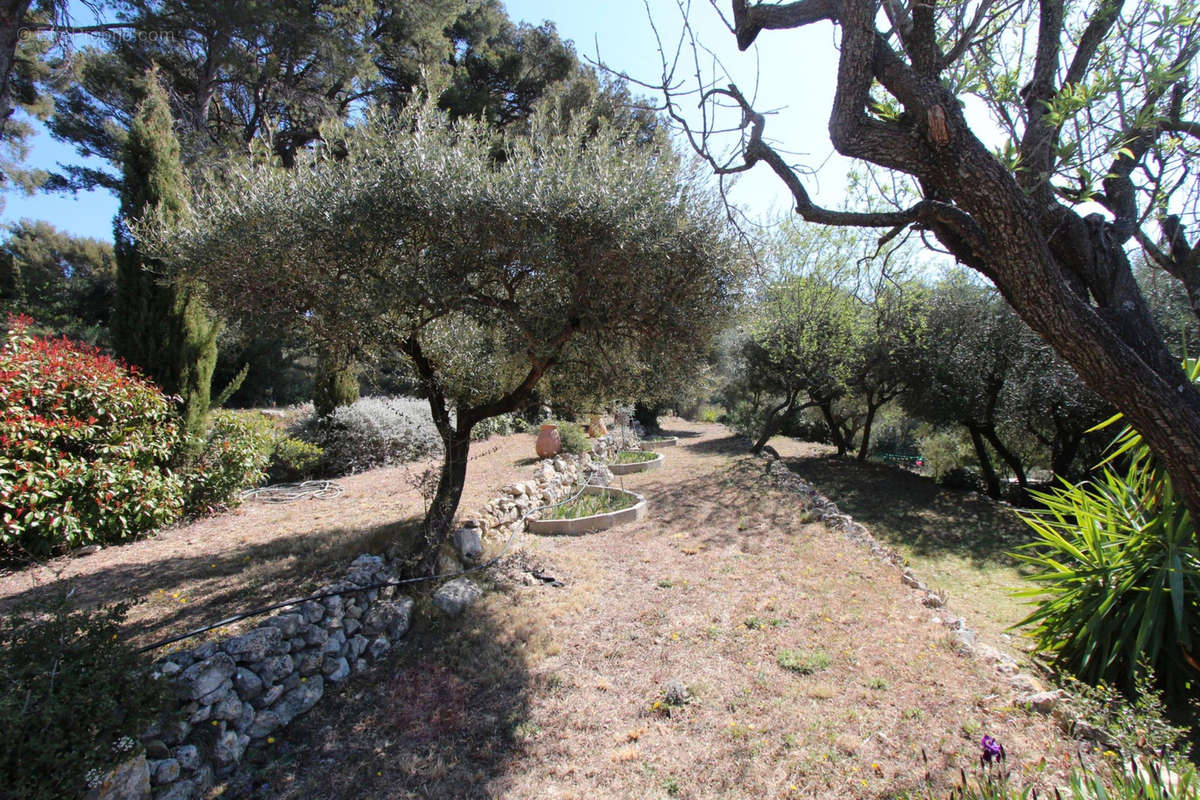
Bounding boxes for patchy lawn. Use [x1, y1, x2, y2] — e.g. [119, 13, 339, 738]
[0, 422, 1079, 799]
[767, 438, 1041, 648]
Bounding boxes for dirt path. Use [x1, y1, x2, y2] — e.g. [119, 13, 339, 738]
[235, 422, 1078, 800]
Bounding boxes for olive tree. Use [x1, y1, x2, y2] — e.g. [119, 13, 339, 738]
[651, 0, 1200, 525]
[140, 104, 740, 573]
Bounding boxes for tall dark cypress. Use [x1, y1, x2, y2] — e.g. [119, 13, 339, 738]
[112, 68, 217, 440]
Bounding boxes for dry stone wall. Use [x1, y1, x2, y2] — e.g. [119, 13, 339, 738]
[95, 448, 609, 800]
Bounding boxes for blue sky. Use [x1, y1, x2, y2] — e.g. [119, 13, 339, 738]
[1, 0, 848, 242]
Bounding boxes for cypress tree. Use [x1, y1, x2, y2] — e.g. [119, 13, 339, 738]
[112, 68, 217, 440]
[313, 345, 359, 417]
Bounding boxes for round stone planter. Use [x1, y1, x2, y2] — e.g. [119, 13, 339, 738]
[609, 451, 665, 475]
[642, 436, 678, 447]
[527, 486, 647, 535]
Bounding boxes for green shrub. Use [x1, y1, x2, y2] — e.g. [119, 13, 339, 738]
[552, 420, 590, 454]
[0, 595, 173, 800]
[0, 315, 183, 559]
[268, 436, 323, 482]
[471, 412, 530, 440]
[925, 758, 1199, 799]
[776, 648, 830, 674]
[182, 410, 276, 513]
[1013, 361, 1200, 699]
[917, 427, 972, 480]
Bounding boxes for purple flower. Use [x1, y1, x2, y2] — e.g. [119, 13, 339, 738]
[980, 735, 1005, 765]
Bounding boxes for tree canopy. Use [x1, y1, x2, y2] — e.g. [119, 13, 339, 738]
[140, 101, 741, 571]
[654, 0, 1200, 523]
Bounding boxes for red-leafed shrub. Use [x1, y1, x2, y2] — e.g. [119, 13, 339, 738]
[0, 315, 183, 559]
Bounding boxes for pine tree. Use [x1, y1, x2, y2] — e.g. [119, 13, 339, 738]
[112, 67, 218, 441]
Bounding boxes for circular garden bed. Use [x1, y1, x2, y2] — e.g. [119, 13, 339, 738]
[641, 436, 678, 447]
[527, 486, 647, 535]
[608, 450, 665, 475]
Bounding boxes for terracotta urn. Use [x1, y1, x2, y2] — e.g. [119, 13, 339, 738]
[588, 413, 607, 438]
[536, 423, 562, 458]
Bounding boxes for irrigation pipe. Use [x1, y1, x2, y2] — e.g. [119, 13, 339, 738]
[136, 466, 605, 654]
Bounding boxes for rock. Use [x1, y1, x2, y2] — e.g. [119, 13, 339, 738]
[367, 636, 391, 661]
[322, 594, 344, 618]
[247, 709, 285, 739]
[265, 613, 304, 638]
[343, 617, 361, 636]
[355, 658, 368, 673]
[254, 654, 294, 685]
[437, 551, 462, 576]
[73, 543, 104, 557]
[324, 656, 351, 682]
[159, 661, 182, 679]
[303, 625, 329, 647]
[322, 629, 347, 657]
[160, 719, 191, 746]
[224, 623, 284, 662]
[173, 745, 200, 771]
[192, 642, 218, 661]
[150, 758, 180, 785]
[432, 578, 483, 616]
[296, 649, 323, 676]
[152, 779, 195, 800]
[348, 634, 369, 661]
[362, 598, 414, 639]
[211, 694, 243, 721]
[177, 654, 236, 701]
[257, 685, 284, 709]
[453, 527, 484, 561]
[233, 667, 264, 699]
[235, 699, 255, 733]
[275, 676, 324, 724]
[345, 602, 364, 620]
[1009, 673, 1042, 693]
[187, 703, 212, 724]
[901, 569, 925, 590]
[301, 600, 324, 624]
[1016, 690, 1062, 714]
[213, 730, 249, 765]
[85, 754, 150, 800]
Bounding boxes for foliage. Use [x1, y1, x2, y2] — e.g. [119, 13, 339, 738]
[545, 488, 637, 520]
[917, 428, 974, 482]
[0, 220, 116, 343]
[112, 68, 217, 440]
[313, 345, 360, 417]
[776, 648, 831, 674]
[0, 595, 173, 800]
[181, 410, 276, 514]
[303, 396, 444, 476]
[613, 450, 657, 464]
[922, 758, 1199, 800]
[470, 412, 530, 440]
[1060, 672, 1191, 759]
[0, 316, 183, 559]
[1013, 377, 1200, 697]
[552, 420, 591, 455]
[268, 437, 324, 483]
[141, 97, 740, 568]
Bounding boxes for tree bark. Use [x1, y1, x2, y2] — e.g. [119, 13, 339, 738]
[984, 428, 1028, 490]
[415, 426, 473, 577]
[752, 390, 797, 453]
[819, 402, 849, 456]
[0, 0, 31, 137]
[856, 401, 881, 461]
[968, 425, 1002, 498]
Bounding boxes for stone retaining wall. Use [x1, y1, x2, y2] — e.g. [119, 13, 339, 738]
[113, 554, 414, 800]
[91, 446, 617, 799]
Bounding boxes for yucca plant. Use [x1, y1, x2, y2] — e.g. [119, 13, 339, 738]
[1012, 360, 1200, 699]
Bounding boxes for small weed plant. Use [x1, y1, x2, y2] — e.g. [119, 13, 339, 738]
[776, 648, 830, 674]
[545, 489, 636, 520]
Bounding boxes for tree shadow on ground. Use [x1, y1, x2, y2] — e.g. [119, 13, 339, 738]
[0, 519, 419, 649]
[654, 426, 702, 439]
[646, 457, 812, 553]
[678, 434, 749, 456]
[780, 449, 1037, 566]
[229, 589, 536, 799]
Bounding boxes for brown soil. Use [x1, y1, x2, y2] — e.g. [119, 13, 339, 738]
[198, 422, 1077, 799]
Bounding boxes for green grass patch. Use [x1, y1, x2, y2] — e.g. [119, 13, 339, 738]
[613, 450, 658, 465]
[545, 489, 637, 520]
[777, 648, 831, 675]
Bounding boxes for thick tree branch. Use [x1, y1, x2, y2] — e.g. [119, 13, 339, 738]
[730, 0, 839, 49]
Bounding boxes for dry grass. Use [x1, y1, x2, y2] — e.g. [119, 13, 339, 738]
[0, 421, 1081, 798]
[224, 422, 1078, 799]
